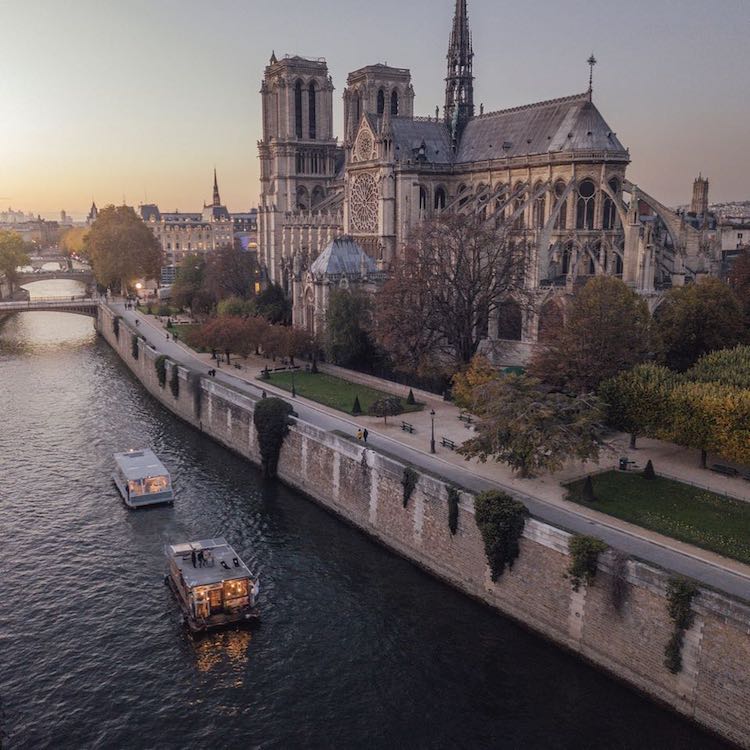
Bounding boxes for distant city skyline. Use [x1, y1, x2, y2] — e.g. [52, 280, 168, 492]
[1, 0, 748, 216]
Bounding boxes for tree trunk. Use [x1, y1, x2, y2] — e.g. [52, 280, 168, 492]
[629, 433, 637, 449]
[700, 448, 707, 469]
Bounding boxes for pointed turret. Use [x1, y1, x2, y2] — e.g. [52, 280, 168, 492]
[212, 169, 221, 206]
[444, 0, 475, 146]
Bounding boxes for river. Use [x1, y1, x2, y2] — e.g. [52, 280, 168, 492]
[0, 281, 728, 749]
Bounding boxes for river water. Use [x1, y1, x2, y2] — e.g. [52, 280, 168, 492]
[0, 282, 728, 749]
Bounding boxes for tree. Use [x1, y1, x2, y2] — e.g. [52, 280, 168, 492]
[84, 205, 161, 294]
[217, 296, 255, 318]
[171, 254, 206, 312]
[324, 287, 377, 368]
[458, 375, 604, 478]
[599, 364, 678, 448]
[686, 346, 750, 389]
[198, 316, 247, 362]
[451, 354, 500, 411]
[256, 283, 292, 324]
[655, 278, 744, 371]
[0, 229, 30, 294]
[59, 227, 87, 258]
[668, 381, 750, 468]
[203, 244, 259, 302]
[530, 277, 654, 393]
[373, 214, 527, 373]
[368, 396, 403, 424]
[242, 316, 269, 356]
[728, 246, 750, 324]
[282, 327, 311, 366]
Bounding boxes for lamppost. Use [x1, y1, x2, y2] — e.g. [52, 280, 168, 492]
[430, 409, 436, 454]
[291, 365, 296, 398]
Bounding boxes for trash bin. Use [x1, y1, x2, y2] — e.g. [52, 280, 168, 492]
[619, 457, 629, 471]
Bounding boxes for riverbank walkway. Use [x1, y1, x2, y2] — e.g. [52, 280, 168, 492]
[112, 302, 750, 601]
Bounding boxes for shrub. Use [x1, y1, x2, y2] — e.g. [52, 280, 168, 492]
[582, 475, 597, 502]
[146, 304, 153, 315]
[447, 486, 460, 535]
[112, 315, 120, 339]
[253, 397, 294, 479]
[474, 491, 528, 581]
[566, 535, 607, 591]
[406, 388, 416, 405]
[158, 304, 171, 317]
[664, 577, 698, 674]
[352, 395, 362, 415]
[170, 364, 180, 399]
[402, 466, 418, 508]
[155, 355, 168, 388]
[643, 459, 656, 480]
[131, 334, 139, 360]
[609, 550, 629, 613]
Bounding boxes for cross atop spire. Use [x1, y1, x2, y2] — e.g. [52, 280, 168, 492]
[444, 0, 475, 145]
[587, 53, 597, 101]
[212, 168, 221, 206]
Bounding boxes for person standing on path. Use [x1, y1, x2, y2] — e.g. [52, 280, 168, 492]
[363, 429, 369, 443]
[356, 429, 363, 441]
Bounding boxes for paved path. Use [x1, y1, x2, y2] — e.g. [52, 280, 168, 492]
[114, 304, 750, 601]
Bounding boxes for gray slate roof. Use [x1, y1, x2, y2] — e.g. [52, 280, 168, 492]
[311, 236, 377, 278]
[387, 93, 627, 167]
[391, 118, 453, 165]
[456, 93, 628, 162]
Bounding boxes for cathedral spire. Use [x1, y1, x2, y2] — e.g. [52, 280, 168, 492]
[444, 0, 474, 143]
[212, 168, 221, 206]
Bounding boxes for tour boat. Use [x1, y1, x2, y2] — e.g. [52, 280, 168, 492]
[165, 537, 260, 634]
[112, 449, 174, 508]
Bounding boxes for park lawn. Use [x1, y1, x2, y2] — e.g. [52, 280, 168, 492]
[565, 471, 750, 565]
[261, 370, 423, 416]
[170, 324, 203, 348]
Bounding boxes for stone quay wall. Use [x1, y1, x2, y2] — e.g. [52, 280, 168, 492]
[98, 306, 750, 748]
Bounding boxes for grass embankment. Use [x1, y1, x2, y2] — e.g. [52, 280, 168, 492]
[169, 323, 201, 345]
[565, 471, 750, 565]
[261, 371, 423, 416]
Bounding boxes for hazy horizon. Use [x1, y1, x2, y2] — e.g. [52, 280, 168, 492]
[1, 0, 748, 217]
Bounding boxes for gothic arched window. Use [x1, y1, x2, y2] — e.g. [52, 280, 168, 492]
[308, 82, 317, 140]
[576, 179, 596, 230]
[434, 187, 446, 211]
[561, 244, 572, 276]
[391, 90, 399, 116]
[533, 182, 546, 229]
[419, 186, 428, 218]
[296, 186, 309, 211]
[614, 252, 624, 275]
[553, 181, 567, 230]
[311, 186, 325, 209]
[513, 183, 526, 230]
[294, 80, 303, 139]
[377, 89, 385, 116]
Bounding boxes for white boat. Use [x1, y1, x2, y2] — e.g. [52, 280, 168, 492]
[112, 449, 174, 508]
[165, 537, 260, 634]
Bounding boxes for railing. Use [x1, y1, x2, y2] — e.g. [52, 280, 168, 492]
[0, 296, 100, 309]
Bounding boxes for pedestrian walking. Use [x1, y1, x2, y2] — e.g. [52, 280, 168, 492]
[363, 428, 369, 443]
[356, 429, 363, 441]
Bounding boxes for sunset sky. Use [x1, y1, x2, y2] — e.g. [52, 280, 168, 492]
[1, 0, 747, 218]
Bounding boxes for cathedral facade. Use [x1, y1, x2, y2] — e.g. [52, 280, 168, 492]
[258, 0, 719, 357]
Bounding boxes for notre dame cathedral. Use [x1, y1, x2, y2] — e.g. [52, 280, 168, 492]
[257, 0, 719, 361]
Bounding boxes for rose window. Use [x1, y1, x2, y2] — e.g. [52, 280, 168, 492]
[356, 130, 373, 161]
[350, 173, 378, 233]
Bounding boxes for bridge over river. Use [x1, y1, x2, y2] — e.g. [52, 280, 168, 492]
[0, 296, 99, 316]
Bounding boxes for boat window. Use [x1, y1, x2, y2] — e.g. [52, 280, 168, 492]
[224, 579, 248, 600]
[144, 475, 169, 494]
[127, 480, 145, 496]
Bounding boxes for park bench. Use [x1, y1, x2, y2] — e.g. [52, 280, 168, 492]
[711, 464, 738, 478]
[441, 436, 456, 450]
[233, 363, 242, 370]
[401, 421, 415, 434]
[458, 412, 473, 425]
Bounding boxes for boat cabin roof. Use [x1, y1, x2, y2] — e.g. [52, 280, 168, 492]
[114, 449, 170, 481]
[167, 537, 253, 588]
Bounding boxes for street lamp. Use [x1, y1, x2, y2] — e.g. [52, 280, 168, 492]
[430, 409, 436, 454]
[291, 366, 296, 398]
